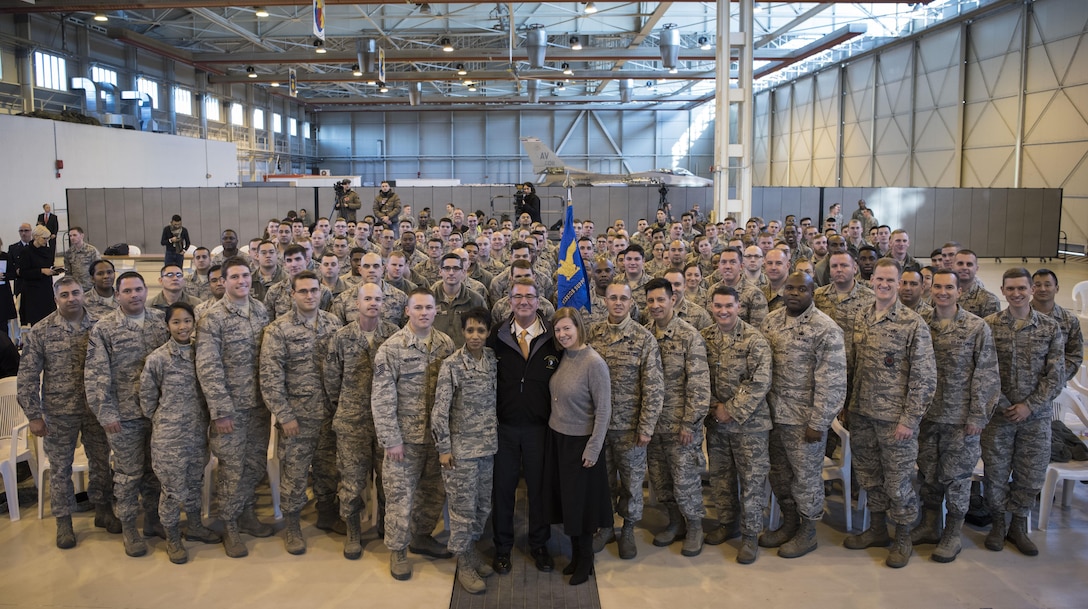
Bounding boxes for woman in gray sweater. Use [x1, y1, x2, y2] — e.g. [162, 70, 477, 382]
[545, 307, 613, 585]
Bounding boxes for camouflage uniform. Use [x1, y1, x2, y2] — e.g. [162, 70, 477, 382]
[587, 316, 664, 523]
[612, 272, 653, 325]
[210, 250, 249, 268]
[958, 282, 1001, 319]
[813, 281, 875, 333]
[645, 315, 710, 522]
[194, 296, 221, 321]
[260, 309, 343, 515]
[195, 297, 271, 521]
[705, 279, 769, 328]
[762, 284, 784, 313]
[148, 291, 202, 314]
[431, 346, 499, 554]
[982, 309, 1065, 518]
[413, 259, 442, 290]
[139, 339, 209, 527]
[491, 296, 556, 327]
[845, 301, 936, 526]
[908, 300, 934, 318]
[677, 297, 712, 331]
[184, 271, 212, 301]
[1036, 304, 1083, 383]
[63, 243, 100, 292]
[371, 326, 456, 551]
[251, 266, 286, 303]
[489, 267, 555, 307]
[760, 303, 847, 521]
[17, 309, 112, 518]
[329, 280, 407, 327]
[431, 283, 487, 347]
[918, 307, 999, 516]
[702, 320, 773, 537]
[85, 308, 169, 522]
[84, 289, 119, 319]
[325, 319, 400, 521]
[263, 280, 333, 319]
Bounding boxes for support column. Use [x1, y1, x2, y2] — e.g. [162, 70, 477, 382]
[15, 15, 35, 113]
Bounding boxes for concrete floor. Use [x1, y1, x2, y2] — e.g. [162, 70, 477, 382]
[2, 257, 1085, 609]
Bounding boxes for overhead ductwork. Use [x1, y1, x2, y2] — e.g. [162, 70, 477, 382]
[659, 23, 680, 69]
[525, 24, 547, 69]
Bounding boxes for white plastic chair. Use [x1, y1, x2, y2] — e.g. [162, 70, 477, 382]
[202, 413, 282, 521]
[210, 245, 224, 257]
[1038, 388, 1088, 530]
[1, 377, 39, 521]
[128, 245, 142, 256]
[1073, 281, 1088, 333]
[267, 413, 282, 520]
[36, 435, 89, 519]
[767, 419, 868, 533]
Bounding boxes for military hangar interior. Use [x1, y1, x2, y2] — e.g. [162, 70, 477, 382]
[1, 1, 1087, 608]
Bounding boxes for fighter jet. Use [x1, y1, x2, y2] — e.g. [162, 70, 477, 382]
[521, 136, 714, 187]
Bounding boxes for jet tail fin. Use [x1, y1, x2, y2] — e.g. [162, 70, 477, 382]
[520, 136, 566, 174]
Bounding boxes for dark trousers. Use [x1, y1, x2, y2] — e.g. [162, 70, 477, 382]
[164, 250, 185, 268]
[492, 423, 550, 554]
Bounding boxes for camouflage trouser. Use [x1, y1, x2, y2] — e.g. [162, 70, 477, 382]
[334, 417, 385, 520]
[442, 455, 494, 554]
[647, 432, 706, 520]
[382, 442, 446, 551]
[768, 424, 825, 521]
[603, 429, 647, 522]
[982, 417, 1050, 518]
[106, 418, 161, 522]
[918, 420, 980, 517]
[210, 407, 271, 521]
[41, 411, 113, 518]
[150, 420, 209, 527]
[707, 426, 769, 537]
[277, 416, 323, 515]
[312, 417, 339, 508]
[850, 412, 919, 526]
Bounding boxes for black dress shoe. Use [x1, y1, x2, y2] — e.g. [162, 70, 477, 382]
[493, 553, 512, 574]
[532, 547, 554, 572]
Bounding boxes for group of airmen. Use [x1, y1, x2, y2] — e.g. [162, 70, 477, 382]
[14, 199, 1084, 594]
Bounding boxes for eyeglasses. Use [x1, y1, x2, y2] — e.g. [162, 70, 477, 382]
[161, 272, 184, 278]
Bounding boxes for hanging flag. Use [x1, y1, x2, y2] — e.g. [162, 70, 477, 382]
[556, 200, 591, 313]
[313, 0, 326, 40]
[289, 68, 297, 97]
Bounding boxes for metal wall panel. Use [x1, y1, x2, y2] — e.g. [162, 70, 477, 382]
[962, 8, 1022, 188]
[103, 189, 126, 248]
[219, 189, 241, 240]
[913, 27, 962, 186]
[812, 69, 841, 186]
[753, 92, 771, 186]
[1005, 189, 1027, 255]
[841, 57, 876, 187]
[985, 189, 1008, 256]
[789, 78, 814, 185]
[873, 44, 914, 187]
[770, 90, 791, 185]
[140, 189, 163, 253]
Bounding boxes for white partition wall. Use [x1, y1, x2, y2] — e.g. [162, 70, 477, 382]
[752, 0, 1088, 248]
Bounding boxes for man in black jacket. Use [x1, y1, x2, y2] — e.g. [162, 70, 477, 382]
[160, 214, 190, 268]
[487, 277, 561, 574]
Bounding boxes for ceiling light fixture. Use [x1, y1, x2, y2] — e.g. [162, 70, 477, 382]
[698, 36, 711, 51]
[93, 13, 108, 22]
[441, 38, 454, 52]
[584, 2, 598, 15]
[352, 64, 362, 77]
[254, 7, 270, 18]
[456, 64, 467, 76]
[570, 36, 582, 51]
[467, 83, 477, 92]
[556, 81, 565, 90]
[418, 3, 433, 15]
[562, 63, 573, 75]
[379, 83, 389, 93]
[463, 79, 474, 86]
[314, 39, 326, 54]
[669, 67, 678, 74]
[270, 81, 280, 87]
[246, 66, 258, 78]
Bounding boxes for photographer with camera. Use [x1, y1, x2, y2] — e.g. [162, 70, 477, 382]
[515, 182, 541, 224]
[334, 179, 362, 223]
[373, 181, 402, 230]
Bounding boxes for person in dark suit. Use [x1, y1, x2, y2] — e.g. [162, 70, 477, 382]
[17, 225, 59, 326]
[160, 214, 190, 268]
[0, 238, 17, 336]
[37, 203, 60, 255]
[8, 223, 32, 299]
[487, 277, 561, 575]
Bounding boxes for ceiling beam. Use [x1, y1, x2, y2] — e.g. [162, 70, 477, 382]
[0, 1, 924, 13]
[752, 23, 866, 79]
[187, 7, 282, 52]
[209, 69, 722, 85]
[189, 48, 792, 64]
